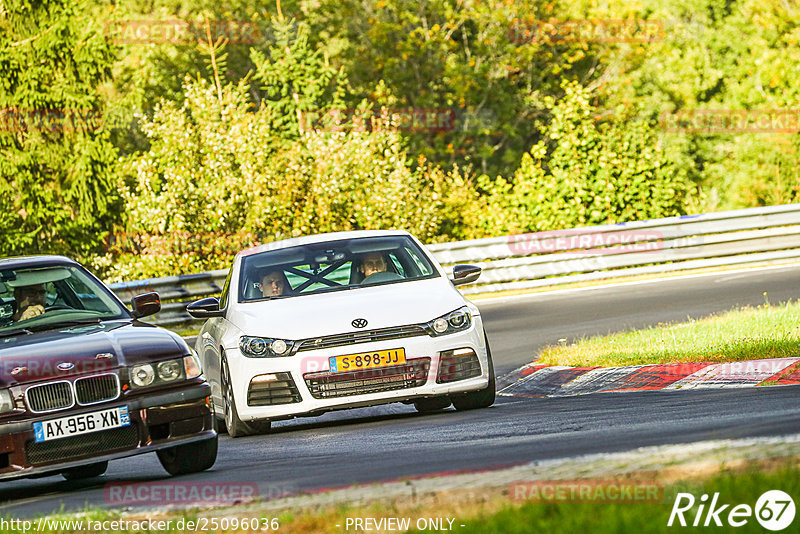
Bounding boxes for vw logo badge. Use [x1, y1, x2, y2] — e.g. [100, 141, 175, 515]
[351, 318, 368, 329]
[56, 362, 75, 372]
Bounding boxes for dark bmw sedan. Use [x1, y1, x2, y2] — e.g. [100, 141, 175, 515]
[0, 256, 217, 481]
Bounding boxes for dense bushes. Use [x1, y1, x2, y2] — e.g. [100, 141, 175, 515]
[6, 0, 799, 280]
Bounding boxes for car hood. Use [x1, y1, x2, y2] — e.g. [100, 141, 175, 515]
[230, 277, 468, 339]
[0, 321, 188, 386]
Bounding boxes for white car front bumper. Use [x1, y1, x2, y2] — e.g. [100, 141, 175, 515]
[226, 319, 490, 422]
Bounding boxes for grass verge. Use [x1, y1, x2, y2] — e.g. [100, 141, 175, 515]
[6, 456, 798, 533]
[536, 299, 800, 367]
[450, 460, 799, 534]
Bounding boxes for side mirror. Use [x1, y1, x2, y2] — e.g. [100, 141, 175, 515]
[187, 297, 225, 319]
[131, 292, 161, 319]
[451, 264, 481, 286]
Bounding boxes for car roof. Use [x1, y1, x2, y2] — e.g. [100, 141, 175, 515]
[0, 255, 80, 270]
[236, 230, 415, 258]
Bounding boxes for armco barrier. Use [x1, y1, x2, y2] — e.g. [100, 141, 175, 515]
[109, 204, 800, 329]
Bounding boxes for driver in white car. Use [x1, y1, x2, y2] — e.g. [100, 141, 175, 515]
[12, 283, 46, 321]
[359, 252, 388, 279]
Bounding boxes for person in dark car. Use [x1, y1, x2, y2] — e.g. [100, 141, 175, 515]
[11, 283, 47, 322]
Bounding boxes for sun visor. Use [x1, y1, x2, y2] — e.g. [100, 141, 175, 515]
[5, 267, 71, 287]
[349, 237, 403, 254]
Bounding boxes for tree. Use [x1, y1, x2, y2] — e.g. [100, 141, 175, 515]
[0, 0, 120, 258]
[479, 82, 696, 235]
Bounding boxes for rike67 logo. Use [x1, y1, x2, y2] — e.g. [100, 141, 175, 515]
[668, 490, 796, 531]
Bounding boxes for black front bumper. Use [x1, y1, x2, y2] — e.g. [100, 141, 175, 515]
[0, 382, 215, 481]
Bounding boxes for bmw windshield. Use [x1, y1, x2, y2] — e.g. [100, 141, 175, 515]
[238, 236, 439, 302]
[0, 264, 129, 334]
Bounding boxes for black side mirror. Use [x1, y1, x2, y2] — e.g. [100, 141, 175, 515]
[187, 297, 225, 319]
[451, 264, 481, 286]
[131, 292, 161, 318]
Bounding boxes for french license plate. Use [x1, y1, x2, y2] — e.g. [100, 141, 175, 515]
[33, 406, 130, 443]
[329, 348, 406, 373]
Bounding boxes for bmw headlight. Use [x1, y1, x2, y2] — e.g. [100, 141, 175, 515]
[130, 352, 201, 388]
[239, 336, 295, 357]
[425, 306, 472, 336]
[0, 389, 15, 413]
[131, 364, 155, 387]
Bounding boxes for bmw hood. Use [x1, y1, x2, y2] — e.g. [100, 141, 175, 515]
[0, 321, 188, 386]
[230, 277, 470, 340]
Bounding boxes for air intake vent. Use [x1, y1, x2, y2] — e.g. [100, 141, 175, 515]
[304, 358, 430, 399]
[296, 325, 428, 352]
[247, 373, 302, 406]
[25, 382, 74, 413]
[75, 374, 120, 405]
[436, 349, 482, 383]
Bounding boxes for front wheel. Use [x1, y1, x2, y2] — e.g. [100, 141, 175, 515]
[451, 336, 496, 411]
[157, 436, 218, 476]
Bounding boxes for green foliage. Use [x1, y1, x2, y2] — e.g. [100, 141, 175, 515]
[479, 82, 695, 234]
[594, 0, 800, 210]
[7, 0, 799, 279]
[101, 19, 479, 281]
[251, 13, 345, 143]
[303, 0, 590, 178]
[0, 0, 120, 258]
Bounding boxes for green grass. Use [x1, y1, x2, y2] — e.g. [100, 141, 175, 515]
[537, 299, 800, 367]
[445, 464, 800, 534]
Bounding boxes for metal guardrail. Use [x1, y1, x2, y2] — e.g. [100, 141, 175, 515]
[110, 203, 800, 328]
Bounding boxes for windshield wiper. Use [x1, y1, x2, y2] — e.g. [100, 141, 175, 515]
[0, 328, 33, 339]
[27, 317, 105, 332]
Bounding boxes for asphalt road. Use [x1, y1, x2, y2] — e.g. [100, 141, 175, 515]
[2, 265, 799, 518]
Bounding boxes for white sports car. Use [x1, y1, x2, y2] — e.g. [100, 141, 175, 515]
[188, 230, 494, 437]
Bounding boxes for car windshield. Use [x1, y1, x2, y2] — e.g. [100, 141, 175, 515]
[238, 235, 439, 302]
[0, 264, 129, 333]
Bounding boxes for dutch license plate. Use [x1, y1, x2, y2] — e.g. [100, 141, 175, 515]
[329, 348, 406, 373]
[33, 406, 130, 443]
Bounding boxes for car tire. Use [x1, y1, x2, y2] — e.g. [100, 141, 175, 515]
[61, 461, 108, 480]
[222, 358, 271, 437]
[156, 436, 218, 476]
[451, 336, 496, 411]
[414, 396, 452, 413]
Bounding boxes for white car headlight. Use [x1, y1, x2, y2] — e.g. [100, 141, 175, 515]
[0, 389, 15, 413]
[425, 306, 472, 336]
[239, 336, 295, 357]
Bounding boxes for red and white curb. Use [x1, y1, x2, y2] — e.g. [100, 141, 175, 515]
[498, 357, 800, 397]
